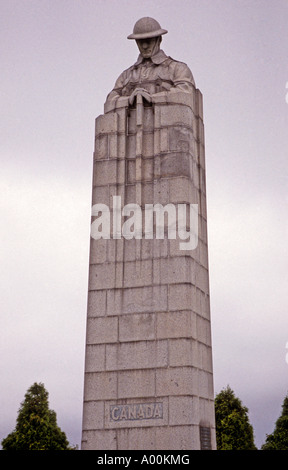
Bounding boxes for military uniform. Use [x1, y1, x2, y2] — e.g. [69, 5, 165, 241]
[106, 49, 195, 105]
[105, 17, 195, 109]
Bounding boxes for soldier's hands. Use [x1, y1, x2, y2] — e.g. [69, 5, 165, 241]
[129, 88, 152, 105]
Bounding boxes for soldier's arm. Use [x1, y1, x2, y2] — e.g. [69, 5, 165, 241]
[105, 70, 130, 110]
[151, 61, 195, 103]
[171, 61, 195, 92]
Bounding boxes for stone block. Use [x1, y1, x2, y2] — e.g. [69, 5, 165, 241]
[95, 112, 117, 136]
[141, 182, 153, 205]
[199, 240, 209, 269]
[106, 340, 168, 371]
[197, 142, 206, 170]
[196, 117, 205, 146]
[169, 338, 198, 367]
[198, 215, 208, 244]
[118, 369, 155, 398]
[123, 238, 168, 261]
[150, 237, 169, 259]
[155, 424, 199, 450]
[195, 264, 209, 293]
[82, 401, 104, 430]
[127, 134, 136, 158]
[160, 128, 169, 153]
[87, 290, 106, 317]
[93, 159, 125, 187]
[195, 89, 204, 120]
[160, 104, 194, 128]
[198, 370, 214, 399]
[142, 158, 154, 181]
[198, 342, 213, 373]
[161, 90, 195, 110]
[156, 311, 196, 339]
[199, 398, 216, 427]
[119, 313, 155, 342]
[124, 184, 136, 204]
[153, 104, 161, 128]
[168, 126, 195, 154]
[169, 396, 199, 425]
[156, 366, 198, 396]
[201, 292, 211, 320]
[123, 260, 153, 288]
[123, 238, 138, 261]
[110, 185, 127, 209]
[108, 285, 168, 315]
[89, 263, 115, 290]
[160, 153, 191, 179]
[105, 289, 122, 316]
[168, 283, 194, 311]
[168, 237, 195, 259]
[151, 92, 168, 106]
[127, 159, 135, 183]
[142, 132, 154, 157]
[135, 155, 141, 181]
[107, 238, 125, 263]
[94, 134, 108, 159]
[108, 133, 118, 159]
[117, 427, 156, 449]
[199, 165, 207, 194]
[153, 154, 161, 179]
[85, 344, 106, 372]
[89, 238, 106, 264]
[143, 106, 154, 132]
[115, 107, 127, 133]
[153, 256, 195, 286]
[89, 262, 123, 290]
[91, 184, 109, 206]
[81, 429, 117, 450]
[84, 371, 117, 400]
[196, 316, 212, 346]
[86, 317, 118, 344]
[153, 129, 161, 155]
[127, 109, 136, 134]
[169, 176, 193, 204]
[193, 287, 202, 316]
[152, 178, 170, 203]
[117, 133, 126, 159]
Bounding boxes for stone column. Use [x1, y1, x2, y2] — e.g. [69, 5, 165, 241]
[81, 89, 216, 450]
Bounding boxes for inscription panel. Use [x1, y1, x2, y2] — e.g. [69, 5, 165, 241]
[111, 402, 163, 421]
[104, 399, 168, 428]
[200, 426, 212, 450]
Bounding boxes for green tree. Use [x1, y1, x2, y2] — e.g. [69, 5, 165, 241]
[215, 385, 257, 450]
[262, 393, 288, 450]
[2, 382, 70, 450]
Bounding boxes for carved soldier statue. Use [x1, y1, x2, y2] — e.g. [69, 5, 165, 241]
[82, 16, 216, 451]
[105, 17, 195, 111]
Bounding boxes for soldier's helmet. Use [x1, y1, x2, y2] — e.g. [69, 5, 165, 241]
[127, 17, 168, 40]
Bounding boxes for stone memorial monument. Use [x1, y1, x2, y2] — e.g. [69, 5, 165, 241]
[81, 17, 216, 450]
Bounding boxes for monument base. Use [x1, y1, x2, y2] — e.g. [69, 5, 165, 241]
[82, 91, 216, 450]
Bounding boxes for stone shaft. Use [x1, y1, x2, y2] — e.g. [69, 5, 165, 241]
[82, 90, 216, 450]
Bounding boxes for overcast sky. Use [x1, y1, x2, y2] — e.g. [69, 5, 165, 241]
[1, 0, 288, 449]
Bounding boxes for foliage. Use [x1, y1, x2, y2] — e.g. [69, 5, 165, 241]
[262, 393, 288, 450]
[215, 385, 257, 450]
[1, 382, 70, 450]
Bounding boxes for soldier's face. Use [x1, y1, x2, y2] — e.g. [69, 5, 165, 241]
[136, 37, 161, 58]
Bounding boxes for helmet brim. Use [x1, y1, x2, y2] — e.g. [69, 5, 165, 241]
[127, 28, 168, 40]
